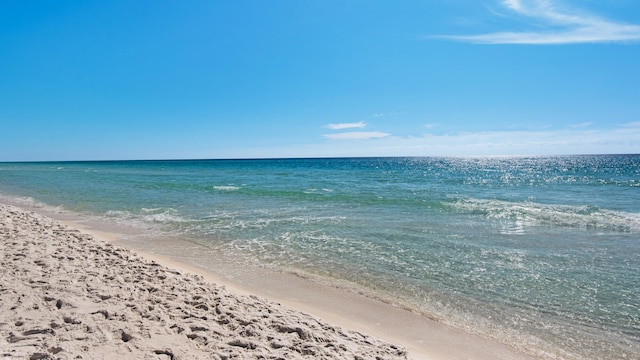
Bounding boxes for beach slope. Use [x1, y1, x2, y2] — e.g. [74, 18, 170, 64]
[0, 204, 407, 359]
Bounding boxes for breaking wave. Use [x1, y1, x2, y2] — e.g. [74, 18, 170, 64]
[451, 198, 640, 233]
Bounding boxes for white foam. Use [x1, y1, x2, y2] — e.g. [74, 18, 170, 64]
[0, 193, 64, 214]
[451, 198, 640, 233]
[213, 185, 241, 191]
[105, 207, 191, 224]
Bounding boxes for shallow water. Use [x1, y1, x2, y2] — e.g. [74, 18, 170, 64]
[1, 156, 639, 359]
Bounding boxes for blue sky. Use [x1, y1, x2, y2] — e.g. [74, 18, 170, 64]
[1, 0, 640, 161]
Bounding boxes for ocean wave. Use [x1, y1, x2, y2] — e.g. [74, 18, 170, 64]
[304, 188, 334, 194]
[0, 194, 65, 213]
[105, 207, 191, 225]
[451, 198, 640, 233]
[213, 185, 241, 191]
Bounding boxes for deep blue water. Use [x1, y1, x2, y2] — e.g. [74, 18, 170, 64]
[1, 155, 638, 359]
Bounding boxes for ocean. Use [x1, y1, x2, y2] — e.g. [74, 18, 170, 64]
[1, 155, 638, 359]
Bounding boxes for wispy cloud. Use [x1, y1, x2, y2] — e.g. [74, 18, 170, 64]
[372, 112, 398, 118]
[323, 131, 391, 140]
[228, 125, 639, 159]
[321, 124, 639, 156]
[568, 122, 593, 129]
[439, 0, 640, 44]
[326, 121, 366, 130]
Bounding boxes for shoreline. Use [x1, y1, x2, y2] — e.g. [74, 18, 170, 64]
[1, 200, 540, 359]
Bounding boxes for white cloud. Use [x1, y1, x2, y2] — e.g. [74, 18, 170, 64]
[568, 122, 593, 129]
[439, 0, 640, 44]
[211, 125, 639, 159]
[502, 0, 524, 12]
[323, 131, 391, 140]
[317, 125, 640, 156]
[409, 127, 640, 155]
[372, 112, 398, 118]
[326, 121, 366, 130]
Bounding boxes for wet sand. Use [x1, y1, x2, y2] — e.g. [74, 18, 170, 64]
[1, 202, 538, 359]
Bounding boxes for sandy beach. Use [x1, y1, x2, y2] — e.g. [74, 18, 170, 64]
[1, 202, 541, 360]
[0, 203, 409, 359]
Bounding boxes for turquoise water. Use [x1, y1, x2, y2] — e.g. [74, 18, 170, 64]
[1, 156, 638, 359]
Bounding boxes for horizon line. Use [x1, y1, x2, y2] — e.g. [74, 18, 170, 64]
[2, 153, 639, 164]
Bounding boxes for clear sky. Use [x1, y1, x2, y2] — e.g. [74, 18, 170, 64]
[2, 0, 640, 161]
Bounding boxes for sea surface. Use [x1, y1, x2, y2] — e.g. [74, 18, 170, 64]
[1, 156, 638, 359]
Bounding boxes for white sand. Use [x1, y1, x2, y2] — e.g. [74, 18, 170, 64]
[0, 204, 407, 359]
[1, 203, 540, 360]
